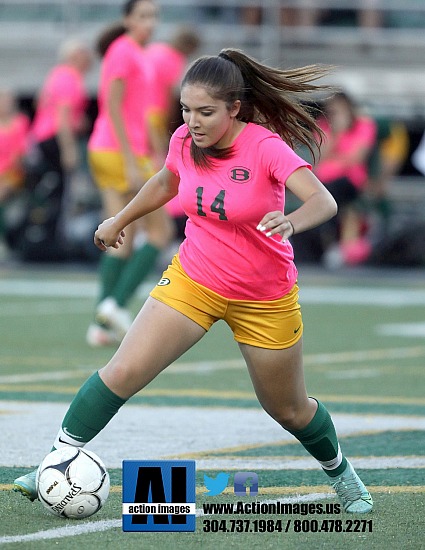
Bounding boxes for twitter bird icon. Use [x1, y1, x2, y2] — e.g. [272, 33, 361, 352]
[204, 473, 229, 496]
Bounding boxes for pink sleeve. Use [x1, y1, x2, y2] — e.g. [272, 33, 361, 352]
[162, 52, 185, 88]
[165, 125, 187, 175]
[51, 72, 81, 107]
[104, 41, 134, 81]
[340, 118, 377, 156]
[358, 118, 377, 148]
[149, 50, 185, 111]
[259, 135, 311, 184]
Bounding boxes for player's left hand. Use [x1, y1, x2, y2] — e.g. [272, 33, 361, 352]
[256, 211, 295, 242]
[94, 217, 126, 250]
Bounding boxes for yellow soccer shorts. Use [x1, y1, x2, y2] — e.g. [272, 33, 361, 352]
[88, 150, 156, 193]
[150, 255, 303, 350]
[147, 109, 168, 136]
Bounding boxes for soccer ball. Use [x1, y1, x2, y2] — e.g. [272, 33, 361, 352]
[36, 447, 110, 519]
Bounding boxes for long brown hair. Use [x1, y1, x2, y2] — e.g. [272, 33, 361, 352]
[96, 0, 155, 57]
[181, 48, 331, 169]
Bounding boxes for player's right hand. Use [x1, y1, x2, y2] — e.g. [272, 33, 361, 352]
[94, 217, 126, 250]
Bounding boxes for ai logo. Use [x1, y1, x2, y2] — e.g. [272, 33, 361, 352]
[122, 460, 196, 532]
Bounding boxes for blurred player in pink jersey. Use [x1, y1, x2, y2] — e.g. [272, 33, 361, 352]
[31, 39, 92, 173]
[146, 27, 200, 236]
[14, 49, 373, 514]
[313, 91, 377, 266]
[0, 89, 30, 251]
[0, 89, 30, 200]
[145, 26, 201, 162]
[86, 0, 175, 347]
[21, 38, 92, 260]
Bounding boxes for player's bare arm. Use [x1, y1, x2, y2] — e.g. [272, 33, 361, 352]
[257, 167, 337, 240]
[107, 78, 141, 191]
[94, 165, 179, 250]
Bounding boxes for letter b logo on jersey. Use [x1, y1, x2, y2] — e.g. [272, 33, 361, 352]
[228, 166, 252, 183]
[122, 460, 196, 532]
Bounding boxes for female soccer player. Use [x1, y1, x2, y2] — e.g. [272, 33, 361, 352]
[313, 91, 377, 265]
[15, 49, 373, 513]
[86, 0, 174, 346]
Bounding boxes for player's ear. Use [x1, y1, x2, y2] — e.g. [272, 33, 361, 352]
[230, 100, 241, 119]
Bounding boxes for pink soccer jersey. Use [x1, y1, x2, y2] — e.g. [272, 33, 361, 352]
[88, 35, 155, 155]
[31, 65, 88, 142]
[314, 116, 377, 190]
[165, 123, 310, 301]
[145, 42, 186, 112]
[145, 42, 187, 217]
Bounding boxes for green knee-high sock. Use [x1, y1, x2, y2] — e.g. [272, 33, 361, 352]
[53, 371, 127, 449]
[113, 242, 160, 307]
[98, 254, 128, 304]
[289, 399, 347, 478]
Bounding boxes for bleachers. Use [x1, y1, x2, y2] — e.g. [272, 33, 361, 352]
[1, 0, 425, 120]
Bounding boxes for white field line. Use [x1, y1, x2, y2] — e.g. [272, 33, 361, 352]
[1, 345, 425, 383]
[377, 322, 425, 337]
[0, 520, 122, 545]
[299, 287, 425, 306]
[0, 369, 97, 384]
[1, 399, 424, 468]
[193, 456, 425, 470]
[0, 493, 334, 545]
[1, 278, 425, 306]
[0, 301, 92, 316]
[0, 280, 97, 298]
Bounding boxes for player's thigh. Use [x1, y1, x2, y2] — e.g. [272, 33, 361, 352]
[100, 186, 134, 218]
[99, 187, 137, 257]
[139, 207, 176, 249]
[99, 296, 206, 398]
[239, 338, 311, 426]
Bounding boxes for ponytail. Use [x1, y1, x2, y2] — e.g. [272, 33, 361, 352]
[182, 48, 332, 168]
[95, 22, 126, 58]
[96, 1, 156, 57]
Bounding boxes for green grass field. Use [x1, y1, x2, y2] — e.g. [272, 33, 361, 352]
[0, 263, 424, 549]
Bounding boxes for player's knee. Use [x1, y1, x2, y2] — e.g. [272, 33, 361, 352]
[267, 405, 305, 432]
[99, 362, 138, 399]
